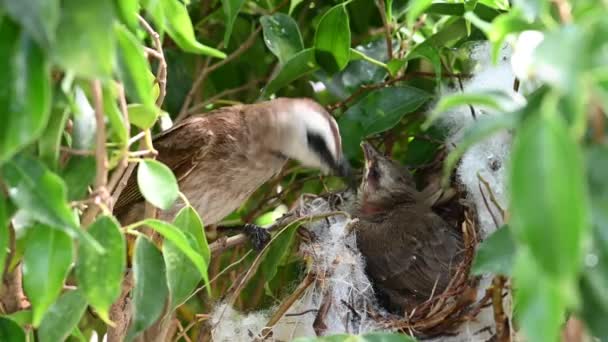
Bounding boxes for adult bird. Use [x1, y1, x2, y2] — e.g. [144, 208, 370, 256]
[114, 97, 351, 249]
[352, 142, 463, 313]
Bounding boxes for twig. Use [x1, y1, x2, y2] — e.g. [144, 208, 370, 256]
[81, 80, 109, 226]
[376, 0, 393, 60]
[59, 147, 95, 156]
[490, 276, 511, 342]
[263, 272, 315, 334]
[187, 78, 264, 115]
[477, 173, 506, 221]
[177, 26, 263, 122]
[138, 15, 167, 107]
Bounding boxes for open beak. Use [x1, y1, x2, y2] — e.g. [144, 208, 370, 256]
[360, 141, 380, 161]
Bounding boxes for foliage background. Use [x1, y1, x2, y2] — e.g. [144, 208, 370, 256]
[0, 0, 606, 341]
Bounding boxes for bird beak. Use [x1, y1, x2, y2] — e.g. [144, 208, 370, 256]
[360, 141, 380, 161]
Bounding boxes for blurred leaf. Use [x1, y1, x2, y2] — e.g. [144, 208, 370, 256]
[510, 107, 589, 278]
[442, 113, 519, 187]
[137, 159, 179, 210]
[338, 86, 432, 159]
[153, 0, 226, 58]
[2, 155, 102, 251]
[115, 25, 155, 111]
[164, 206, 210, 308]
[1, 0, 59, 48]
[131, 219, 209, 284]
[127, 236, 169, 341]
[61, 156, 96, 201]
[406, 0, 434, 25]
[103, 85, 128, 145]
[76, 216, 126, 323]
[262, 48, 318, 97]
[53, 0, 116, 78]
[261, 221, 303, 284]
[314, 3, 351, 73]
[38, 104, 70, 170]
[115, 0, 140, 30]
[424, 2, 502, 20]
[289, 0, 305, 14]
[0, 192, 9, 277]
[512, 0, 545, 20]
[0, 18, 52, 164]
[222, 0, 246, 46]
[72, 86, 97, 150]
[128, 103, 159, 129]
[0, 317, 25, 342]
[487, 10, 540, 63]
[513, 250, 566, 342]
[38, 289, 87, 342]
[260, 13, 304, 64]
[23, 225, 73, 326]
[4, 310, 32, 326]
[472, 225, 516, 276]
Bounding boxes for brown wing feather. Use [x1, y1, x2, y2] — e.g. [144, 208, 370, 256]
[113, 115, 217, 214]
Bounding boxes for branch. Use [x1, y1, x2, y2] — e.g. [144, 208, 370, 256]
[176, 26, 263, 122]
[376, 0, 393, 60]
[138, 15, 167, 107]
[186, 78, 264, 115]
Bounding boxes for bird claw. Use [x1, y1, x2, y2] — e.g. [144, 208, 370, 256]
[243, 223, 271, 251]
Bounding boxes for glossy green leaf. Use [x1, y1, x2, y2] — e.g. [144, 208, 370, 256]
[155, 0, 226, 58]
[115, 25, 155, 111]
[471, 225, 516, 276]
[1, 0, 59, 48]
[130, 219, 208, 285]
[262, 48, 318, 97]
[173, 206, 209, 264]
[0, 193, 9, 278]
[222, 0, 246, 46]
[127, 236, 169, 341]
[2, 155, 102, 251]
[76, 216, 126, 323]
[53, 0, 116, 78]
[115, 0, 140, 30]
[0, 317, 25, 342]
[260, 13, 304, 64]
[22, 225, 73, 326]
[61, 156, 96, 201]
[128, 103, 159, 129]
[314, 3, 351, 73]
[261, 221, 302, 284]
[38, 289, 88, 342]
[338, 86, 432, 159]
[0, 19, 52, 164]
[38, 104, 70, 170]
[510, 110, 590, 278]
[137, 159, 179, 210]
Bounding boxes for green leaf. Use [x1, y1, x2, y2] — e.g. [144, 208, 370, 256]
[222, 0, 246, 46]
[137, 159, 179, 210]
[0, 317, 25, 342]
[115, 25, 155, 112]
[0, 18, 52, 164]
[76, 216, 126, 323]
[38, 104, 70, 170]
[260, 13, 304, 65]
[512, 0, 546, 20]
[471, 226, 516, 276]
[289, 0, 305, 15]
[261, 221, 302, 284]
[4, 310, 32, 326]
[1, 0, 59, 48]
[22, 225, 73, 326]
[406, 0, 434, 26]
[487, 10, 540, 63]
[153, 0, 226, 58]
[115, 0, 140, 30]
[130, 219, 208, 286]
[103, 85, 129, 145]
[52, 0, 116, 78]
[38, 290, 88, 342]
[72, 86, 97, 150]
[128, 103, 159, 129]
[2, 155, 102, 251]
[262, 48, 318, 97]
[314, 3, 351, 73]
[338, 86, 432, 160]
[0, 193, 9, 278]
[61, 156, 96, 201]
[127, 236, 169, 341]
[510, 108, 590, 278]
[173, 206, 209, 265]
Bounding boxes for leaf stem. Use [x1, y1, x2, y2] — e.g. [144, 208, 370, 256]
[349, 48, 388, 70]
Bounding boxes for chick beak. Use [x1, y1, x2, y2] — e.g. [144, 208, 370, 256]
[361, 141, 380, 163]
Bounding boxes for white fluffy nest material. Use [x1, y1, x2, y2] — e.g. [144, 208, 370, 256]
[211, 41, 523, 341]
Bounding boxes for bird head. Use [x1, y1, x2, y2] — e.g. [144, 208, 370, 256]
[274, 98, 353, 182]
[357, 141, 418, 210]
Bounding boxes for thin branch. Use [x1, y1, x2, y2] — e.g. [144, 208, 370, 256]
[177, 26, 263, 122]
[376, 0, 393, 60]
[138, 15, 167, 107]
[107, 84, 131, 206]
[81, 80, 109, 226]
[187, 78, 264, 115]
[59, 147, 95, 156]
[263, 272, 315, 331]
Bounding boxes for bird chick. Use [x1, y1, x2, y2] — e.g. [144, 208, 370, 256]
[114, 98, 351, 249]
[352, 142, 463, 314]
